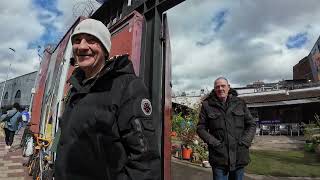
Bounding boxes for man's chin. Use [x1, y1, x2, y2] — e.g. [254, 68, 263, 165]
[77, 57, 94, 62]
[77, 59, 95, 66]
[217, 95, 227, 98]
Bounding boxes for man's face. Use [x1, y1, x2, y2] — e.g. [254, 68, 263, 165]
[72, 33, 106, 72]
[214, 79, 230, 100]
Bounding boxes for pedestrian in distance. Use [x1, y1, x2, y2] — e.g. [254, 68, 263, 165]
[0, 103, 22, 150]
[21, 107, 30, 126]
[197, 77, 256, 180]
[55, 18, 160, 180]
[16, 107, 30, 134]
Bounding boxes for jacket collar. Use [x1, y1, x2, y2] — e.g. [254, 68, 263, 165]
[68, 54, 134, 93]
[205, 88, 238, 107]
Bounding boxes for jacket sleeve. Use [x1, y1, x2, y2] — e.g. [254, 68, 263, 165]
[117, 78, 160, 180]
[196, 102, 221, 147]
[240, 102, 256, 147]
[0, 110, 16, 122]
[0, 114, 8, 122]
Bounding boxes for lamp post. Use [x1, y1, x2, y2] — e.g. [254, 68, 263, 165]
[0, 48, 15, 108]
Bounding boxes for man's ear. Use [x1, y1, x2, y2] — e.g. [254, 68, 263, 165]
[105, 51, 109, 61]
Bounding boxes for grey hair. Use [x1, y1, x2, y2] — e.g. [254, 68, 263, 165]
[214, 77, 229, 86]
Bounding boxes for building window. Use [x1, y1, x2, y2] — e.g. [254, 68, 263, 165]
[15, 90, 21, 99]
[3, 92, 8, 99]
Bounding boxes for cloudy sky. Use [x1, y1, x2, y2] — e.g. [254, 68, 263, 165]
[167, 0, 320, 95]
[0, 0, 100, 82]
[0, 0, 320, 95]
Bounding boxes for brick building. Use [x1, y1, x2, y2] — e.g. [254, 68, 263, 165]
[293, 56, 313, 80]
[293, 35, 320, 82]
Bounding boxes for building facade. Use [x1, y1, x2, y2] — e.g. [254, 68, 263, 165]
[293, 56, 313, 80]
[240, 87, 320, 124]
[293, 35, 320, 82]
[0, 71, 37, 109]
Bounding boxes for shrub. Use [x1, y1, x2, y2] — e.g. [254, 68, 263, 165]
[304, 114, 320, 154]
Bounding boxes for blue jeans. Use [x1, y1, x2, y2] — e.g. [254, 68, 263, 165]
[212, 167, 244, 180]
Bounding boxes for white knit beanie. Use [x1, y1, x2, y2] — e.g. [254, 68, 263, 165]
[71, 19, 111, 53]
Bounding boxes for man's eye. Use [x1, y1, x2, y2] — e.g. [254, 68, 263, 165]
[73, 39, 81, 44]
[87, 38, 96, 44]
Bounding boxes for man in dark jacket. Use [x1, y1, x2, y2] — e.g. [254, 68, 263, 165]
[197, 77, 256, 180]
[55, 18, 160, 180]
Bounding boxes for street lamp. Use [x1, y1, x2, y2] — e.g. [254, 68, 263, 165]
[0, 48, 15, 108]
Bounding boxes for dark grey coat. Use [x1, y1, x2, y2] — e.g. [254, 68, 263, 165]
[197, 89, 256, 170]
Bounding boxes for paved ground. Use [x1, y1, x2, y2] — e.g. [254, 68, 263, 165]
[0, 130, 317, 180]
[172, 135, 320, 180]
[0, 128, 32, 180]
[251, 135, 305, 151]
[171, 157, 320, 180]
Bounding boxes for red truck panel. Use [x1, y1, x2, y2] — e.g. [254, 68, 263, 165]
[30, 50, 52, 133]
[109, 11, 143, 76]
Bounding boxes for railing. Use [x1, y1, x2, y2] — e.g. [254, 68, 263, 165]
[256, 123, 303, 136]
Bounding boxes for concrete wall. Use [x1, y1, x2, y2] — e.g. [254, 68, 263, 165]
[0, 71, 37, 108]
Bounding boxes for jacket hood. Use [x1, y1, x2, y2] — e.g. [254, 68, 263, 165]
[204, 88, 238, 102]
[106, 54, 135, 75]
[69, 54, 135, 90]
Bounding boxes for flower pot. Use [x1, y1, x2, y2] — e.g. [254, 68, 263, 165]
[182, 147, 192, 160]
[171, 131, 177, 137]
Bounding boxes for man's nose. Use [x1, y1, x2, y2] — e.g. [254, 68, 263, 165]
[78, 39, 89, 49]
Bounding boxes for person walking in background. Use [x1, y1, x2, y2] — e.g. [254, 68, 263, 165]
[21, 107, 30, 127]
[0, 103, 22, 149]
[197, 77, 256, 180]
[15, 107, 30, 135]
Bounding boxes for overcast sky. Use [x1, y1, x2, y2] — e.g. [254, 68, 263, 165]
[0, 0, 320, 95]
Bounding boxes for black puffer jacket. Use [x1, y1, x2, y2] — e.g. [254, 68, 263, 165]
[55, 55, 160, 180]
[197, 89, 256, 170]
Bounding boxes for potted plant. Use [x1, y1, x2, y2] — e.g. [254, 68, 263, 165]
[173, 106, 199, 160]
[190, 137, 209, 164]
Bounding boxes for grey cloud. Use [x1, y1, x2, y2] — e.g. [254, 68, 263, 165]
[0, 0, 44, 82]
[167, 0, 320, 93]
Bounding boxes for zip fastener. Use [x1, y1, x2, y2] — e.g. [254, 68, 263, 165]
[133, 118, 148, 153]
[221, 109, 230, 166]
[96, 134, 111, 179]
